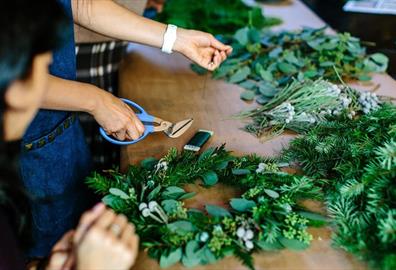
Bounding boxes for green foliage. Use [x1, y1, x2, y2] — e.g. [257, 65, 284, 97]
[284, 104, 396, 269]
[156, 0, 281, 35]
[87, 146, 320, 269]
[200, 27, 388, 103]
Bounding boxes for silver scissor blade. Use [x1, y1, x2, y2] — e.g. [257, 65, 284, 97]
[165, 118, 194, 138]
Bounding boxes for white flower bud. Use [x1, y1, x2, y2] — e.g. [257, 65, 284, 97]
[200, 232, 209, 242]
[236, 227, 246, 238]
[245, 229, 254, 240]
[148, 201, 158, 211]
[139, 203, 148, 211]
[245, 240, 254, 250]
[142, 208, 151, 217]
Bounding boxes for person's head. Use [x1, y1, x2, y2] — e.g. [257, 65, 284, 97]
[0, 0, 70, 248]
[0, 0, 70, 142]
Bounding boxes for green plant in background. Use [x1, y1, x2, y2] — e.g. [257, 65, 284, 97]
[283, 104, 396, 270]
[87, 146, 324, 270]
[155, 0, 282, 35]
[239, 78, 381, 138]
[194, 27, 388, 103]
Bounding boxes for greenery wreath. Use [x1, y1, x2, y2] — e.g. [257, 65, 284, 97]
[87, 146, 326, 269]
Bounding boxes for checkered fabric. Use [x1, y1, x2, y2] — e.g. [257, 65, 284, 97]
[75, 41, 129, 169]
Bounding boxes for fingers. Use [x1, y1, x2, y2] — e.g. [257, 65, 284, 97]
[95, 209, 117, 229]
[74, 203, 106, 244]
[52, 230, 74, 252]
[209, 34, 231, 52]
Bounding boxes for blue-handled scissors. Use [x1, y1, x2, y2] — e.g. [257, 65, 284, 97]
[100, 98, 194, 145]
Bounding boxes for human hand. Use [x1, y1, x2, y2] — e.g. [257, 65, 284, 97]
[74, 204, 139, 270]
[46, 231, 74, 270]
[173, 28, 233, 71]
[92, 91, 145, 141]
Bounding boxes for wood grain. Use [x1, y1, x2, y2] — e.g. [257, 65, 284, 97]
[118, 1, 396, 269]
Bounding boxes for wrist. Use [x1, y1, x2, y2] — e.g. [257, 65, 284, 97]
[86, 87, 109, 116]
[172, 28, 188, 55]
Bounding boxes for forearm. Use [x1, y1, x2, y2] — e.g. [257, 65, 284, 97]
[72, 0, 166, 48]
[42, 75, 103, 114]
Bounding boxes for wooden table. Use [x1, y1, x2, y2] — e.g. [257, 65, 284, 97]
[119, 1, 396, 269]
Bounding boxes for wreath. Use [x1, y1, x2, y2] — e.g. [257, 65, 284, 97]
[87, 145, 326, 269]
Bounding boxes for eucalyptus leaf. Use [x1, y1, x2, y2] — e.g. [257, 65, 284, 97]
[160, 248, 182, 268]
[230, 198, 256, 212]
[229, 67, 251, 84]
[147, 185, 161, 201]
[279, 237, 309, 251]
[179, 192, 196, 200]
[161, 199, 179, 214]
[167, 221, 196, 234]
[264, 189, 279, 199]
[256, 240, 283, 251]
[278, 62, 297, 74]
[201, 171, 218, 186]
[234, 27, 250, 45]
[185, 240, 200, 258]
[205, 204, 232, 217]
[232, 168, 251, 175]
[240, 90, 256, 101]
[109, 188, 129, 200]
[198, 147, 216, 162]
[298, 211, 328, 222]
[162, 186, 186, 200]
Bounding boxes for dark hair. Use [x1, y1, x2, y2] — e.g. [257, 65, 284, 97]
[0, 0, 69, 249]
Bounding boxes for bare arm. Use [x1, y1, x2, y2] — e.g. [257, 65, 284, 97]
[43, 75, 145, 140]
[71, 0, 232, 70]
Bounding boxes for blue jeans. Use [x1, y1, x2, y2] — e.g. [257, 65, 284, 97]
[20, 113, 92, 257]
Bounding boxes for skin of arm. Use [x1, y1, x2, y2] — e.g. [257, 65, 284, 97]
[41, 0, 232, 141]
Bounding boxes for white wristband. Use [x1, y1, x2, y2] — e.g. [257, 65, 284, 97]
[161, 24, 177, 54]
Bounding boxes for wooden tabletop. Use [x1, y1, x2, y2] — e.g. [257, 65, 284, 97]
[119, 1, 395, 269]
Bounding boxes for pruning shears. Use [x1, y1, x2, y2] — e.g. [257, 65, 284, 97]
[100, 98, 193, 145]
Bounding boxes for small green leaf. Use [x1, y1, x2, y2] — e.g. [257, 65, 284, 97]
[229, 67, 251, 84]
[205, 204, 232, 217]
[179, 192, 196, 200]
[140, 157, 158, 170]
[147, 185, 161, 201]
[370, 53, 388, 65]
[182, 255, 201, 268]
[240, 90, 256, 101]
[109, 188, 129, 200]
[238, 80, 257, 90]
[161, 199, 179, 214]
[358, 74, 372, 81]
[201, 246, 217, 264]
[201, 171, 218, 186]
[234, 27, 250, 45]
[259, 69, 274, 82]
[278, 62, 297, 74]
[256, 240, 283, 251]
[256, 95, 271, 105]
[319, 61, 335, 67]
[198, 147, 216, 162]
[185, 240, 200, 258]
[279, 237, 309, 251]
[298, 211, 328, 222]
[160, 248, 182, 268]
[167, 221, 196, 234]
[232, 168, 250, 175]
[264, 189, 279, 199]
[190, 63, 208, 75]
[230, 198, 256, 212]
[162, 186, 186, 200]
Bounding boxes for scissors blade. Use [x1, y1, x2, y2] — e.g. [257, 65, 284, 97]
[165, 118, 194, 138]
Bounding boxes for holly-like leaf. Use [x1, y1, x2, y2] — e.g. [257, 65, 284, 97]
[205, 204, 232, 217]
[230, 198, 256, 212]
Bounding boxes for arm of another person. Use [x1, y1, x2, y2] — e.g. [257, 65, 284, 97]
[71, 0, 232, 70]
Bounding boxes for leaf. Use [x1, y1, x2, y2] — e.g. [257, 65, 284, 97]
[140, 157, 158, 170]
[160, 248, 182, 268]
[205, 204, 232, 217]
[198, 147, 215, 162]
[303, 70, 318, 78]
[179, 192, 196, 200]
[190, 63, 208, 75]
[182, 255, 201, 268]
[234, 27, 250, 45]
[370, 53, 388, 65]
[185, 240, 200, 258]
[102, 194, 125, 210]
[259, 69, 274, 82]
[201, 171, 218, 186]
[279, 237, 309, 251]
[230, 198, 256, 212]
[167, 221, 196, 234]
[109, 188, 129, 200]
[299, 211, 328, 222]
[147, 185, 161, 201]
[232, 168, 251, 175]
[201, 246, 217, 264]
[268, 47, 282, 58]
[358, 74, 371, 81]
[264, 189, 279, 199]
[278, 62, 297, 74]
[258, 82, 277, 98]
[319, 61, 335, 67]
[256, 239, 283, 251]
[161, 199, 179, 214]
[162, 186, 186, 200]
[239, 80, 257, 90]
[229, 67, 251, 84]
[256, 95, 271, 105]
[240, 90, 256, 101]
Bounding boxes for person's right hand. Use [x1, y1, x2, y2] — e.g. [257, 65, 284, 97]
[92, 91, 145, 141]
[73, 204, 139, 270]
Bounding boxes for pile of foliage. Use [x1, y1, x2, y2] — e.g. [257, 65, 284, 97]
[284, 104, 396, 270]
[87, 146, 324, 269]
[195, 27, 388, 103]
[240, 78, 381, 138]
[155, 0, 281, 35]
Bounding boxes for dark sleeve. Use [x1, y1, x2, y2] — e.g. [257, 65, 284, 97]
[0, 209, 25, 270]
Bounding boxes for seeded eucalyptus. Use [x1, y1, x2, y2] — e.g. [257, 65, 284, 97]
[196, 27, 389, 103]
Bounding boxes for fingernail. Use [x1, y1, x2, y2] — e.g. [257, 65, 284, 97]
[93, 203, 105, 213]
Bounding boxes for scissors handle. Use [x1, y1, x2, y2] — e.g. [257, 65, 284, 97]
[99, 98, 155, 145]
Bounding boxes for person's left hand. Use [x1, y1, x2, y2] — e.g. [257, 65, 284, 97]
[173, 28, 233, 71]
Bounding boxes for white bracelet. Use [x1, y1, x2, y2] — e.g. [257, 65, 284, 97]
[161, 24, 177, 54]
